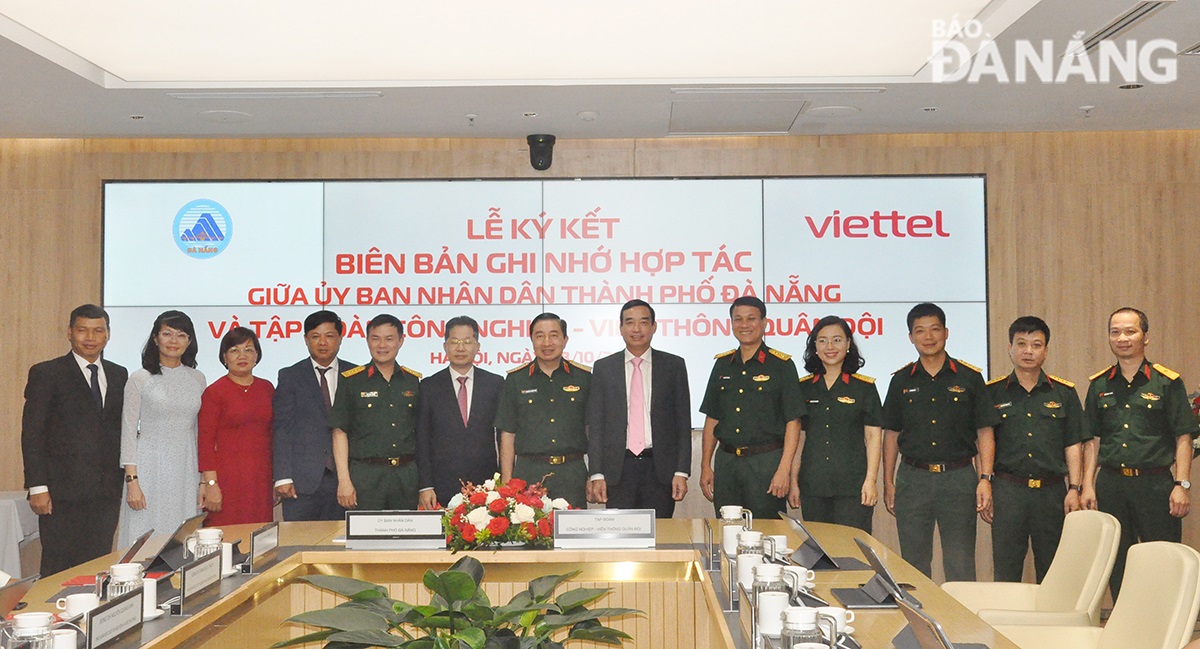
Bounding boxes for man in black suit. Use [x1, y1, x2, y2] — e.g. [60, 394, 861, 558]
[273, 310, 355, 521]
[417, 315, 504, 509]
[22, 304, 128, 576]
[587, 300, 692, 518]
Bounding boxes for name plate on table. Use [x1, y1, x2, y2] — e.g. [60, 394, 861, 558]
[171, 551, 222, 616]
[85, 588, 142, 649]
[553, 509, 656, 549]
[242, 522, 280, 574]
[345, 510, 445, 550]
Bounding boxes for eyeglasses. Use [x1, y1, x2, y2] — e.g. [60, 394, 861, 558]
[446, 339, 478, 347]
[159, 331, 190, 341]
[815, 337, 847, 347]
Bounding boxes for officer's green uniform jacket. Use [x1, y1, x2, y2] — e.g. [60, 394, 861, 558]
[988, 371, 1087, 476]
[1084, 360, 1195, 469]
[329, 362, 421, 458]
[796, 371, 883, 497]
[699, 344, 805, 446]
[883, 356, 999, 462]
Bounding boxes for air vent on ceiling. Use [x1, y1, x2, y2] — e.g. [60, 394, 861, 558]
[670, 86, 886, 96]
[168, 91, 383, 100]
[1179, 41, 1200, 55]
[1066, 1, 1175, 56]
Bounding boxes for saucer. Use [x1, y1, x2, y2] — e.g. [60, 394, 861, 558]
[221, 569, 240, 578]
[143, 609, 165, 621]
[841, 626, 855, 636]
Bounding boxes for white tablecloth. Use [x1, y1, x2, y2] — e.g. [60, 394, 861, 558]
[0, 491, 38, 579]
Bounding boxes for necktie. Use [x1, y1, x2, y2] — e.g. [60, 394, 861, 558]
[628, 357, 645, 455]
[457, 376, 470, 427]
[87, 363, 103, 409]
[318, 367, 333, 411]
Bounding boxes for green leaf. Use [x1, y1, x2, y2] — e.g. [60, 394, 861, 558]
[542, 608, 639, 628]
[451, 627, 487, 649]
[341, 598, 410, 626]
[527, 571, 580, 601]
[300, 575, 389, 599]
[462, 603, 497, 623]
[269, 629, 336, 648]
[518, 610, 539, 628]
[427, 570, 482, 605]
[566, 627, 633, 645]
[326, 629, 406, 647]
[286, 607, 390, 631]
[448, 556, 485, 587]
[552, 587, 610, 611]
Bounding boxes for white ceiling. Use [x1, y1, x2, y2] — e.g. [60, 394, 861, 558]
[0, 0, 1197, 139]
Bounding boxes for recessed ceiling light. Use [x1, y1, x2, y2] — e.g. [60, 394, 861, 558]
[577, 111, 599, 121]
[922, 107, 938, 112]
[1118, 83, 1144, 90]
[522, 112, 538, 118]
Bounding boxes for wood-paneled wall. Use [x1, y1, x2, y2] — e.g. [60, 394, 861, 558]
[4, 132, 1199, 568]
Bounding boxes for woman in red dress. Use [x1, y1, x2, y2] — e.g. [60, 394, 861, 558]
[198, 327, 275, 525]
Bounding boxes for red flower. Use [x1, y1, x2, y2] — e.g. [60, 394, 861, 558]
[487, 517, 510, 536]
[537, 517, 552, 537]
[469, 492, 488, 506]
[461, 524, 477, 543]
[450, 512, 464, 527]
[521, 522, 537, 538]
[488, 498, 508, 514]
[446, 534, 454, 544]
[528, 497, 544, 510]
[454, 503, 467, 517]
[497, 484, 516, 498]
[507, 478, 527, 491]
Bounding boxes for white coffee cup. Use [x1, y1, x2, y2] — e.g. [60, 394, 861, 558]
[109, 563, 143, 581]
[221, 542, 235, 574]
[52, 628, 78, 649]
[719, 505, 744, 519]
[736, 554, 764, 590]
[721, 524, 743, 556]
[783, 565, 817, 588]
[757, 591, 790, 636]
[142, 577, 158, 616]
[12, 611, 55, 630]
[817, 606, 855, 633]
[56, 592, 100, 618]
[766, 535, 789, 557]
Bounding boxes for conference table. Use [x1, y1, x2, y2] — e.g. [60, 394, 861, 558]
[14, 519, 1019, 649]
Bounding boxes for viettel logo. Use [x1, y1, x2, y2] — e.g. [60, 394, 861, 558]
[173, 199, 232, 259]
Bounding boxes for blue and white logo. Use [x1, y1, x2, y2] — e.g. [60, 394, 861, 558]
[173, 199, 233, 259]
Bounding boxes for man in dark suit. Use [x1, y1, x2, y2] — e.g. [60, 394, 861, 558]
[273, 310, 355, 521]
[587, 300, 692, 518]
[22, 304, 128, 576]
[417, 315, 504, 509]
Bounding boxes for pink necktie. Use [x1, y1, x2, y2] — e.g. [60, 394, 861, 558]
[457, 376, 469, 427]
[628, 357, 645, 455]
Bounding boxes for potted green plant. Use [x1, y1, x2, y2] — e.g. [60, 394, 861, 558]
[273, 556, 638, 649]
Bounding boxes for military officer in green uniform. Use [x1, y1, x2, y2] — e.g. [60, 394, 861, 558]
[700, 296, 805, 520]
[986, 316, 1086, 583]
[1081, 307, 1195, 598]
[330, 314, 422, 511]
[790, 315, 883, 533]
[883, 303, 998, 581]
[496, 313, 591, 507]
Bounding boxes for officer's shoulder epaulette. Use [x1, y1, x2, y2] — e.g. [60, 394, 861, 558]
[341, 365, 366, 379]
[1089, 366, 1113, 382]
[714, 348, 736, 360]
[986, 376, 1007, 386]
[567, 359, 592, 373]
[1047, 374, 1076, 388]
[1153, 363, 1181, 381]
[400, 366, 423, 379]
[893, 362, 915, 375]
[956, 359, 983, 374]
[851, 373, 876, 384]
[798, 373, 815, 383]
[768, 348, 792, 361]
[507, 362, 531, 374]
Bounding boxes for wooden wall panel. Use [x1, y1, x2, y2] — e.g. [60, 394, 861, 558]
[3, 132, 1199, 578]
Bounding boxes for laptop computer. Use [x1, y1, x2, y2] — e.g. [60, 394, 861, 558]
[127, 512, 208, 572]
[0, 575, 37, 616]
[830, 537, 922, 609]
[892, 598, 988, 649]
[778, 511, 869, 571]
[116, 528, 155, 564]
